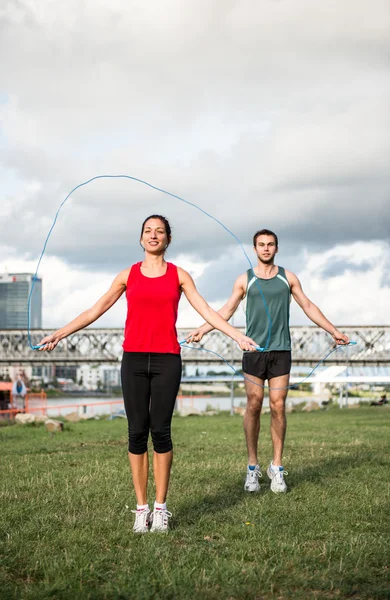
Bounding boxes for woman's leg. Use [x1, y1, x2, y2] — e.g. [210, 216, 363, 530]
[121, 352, 151, 505]
[149, 353, 181, 503]
[153, 451, 173, 504]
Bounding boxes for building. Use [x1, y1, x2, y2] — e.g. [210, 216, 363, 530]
[77, 364, 121, 391]
[55, 366, 78, 381]
[0, 273, 42, 329]
[31, 365, 56, 384]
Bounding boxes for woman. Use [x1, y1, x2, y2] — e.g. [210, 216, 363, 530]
[39, 215, 257, 533]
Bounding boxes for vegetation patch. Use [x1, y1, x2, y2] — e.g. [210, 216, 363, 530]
[0, 409, 389, 599]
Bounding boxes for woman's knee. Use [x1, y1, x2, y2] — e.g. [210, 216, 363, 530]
[151, 425, 172, 453]
[128, 428, 149, 454]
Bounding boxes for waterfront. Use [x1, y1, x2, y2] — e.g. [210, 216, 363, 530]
[45, 393, 335, 418]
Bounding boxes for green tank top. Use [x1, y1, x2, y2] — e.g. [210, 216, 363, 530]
[245, 266, 291, 352]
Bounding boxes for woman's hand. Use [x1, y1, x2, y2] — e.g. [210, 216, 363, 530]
[37, 333, 61, 351]
[235, 333, 258, 352]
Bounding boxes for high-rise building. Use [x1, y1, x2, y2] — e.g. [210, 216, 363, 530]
[0, 273, 42, 329]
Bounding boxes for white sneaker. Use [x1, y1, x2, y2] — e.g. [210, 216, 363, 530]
[150, 508, 172, 533]
[244, 465, 262, 492]
[131, 508, 151, 533]
[267, 462, 288, 493]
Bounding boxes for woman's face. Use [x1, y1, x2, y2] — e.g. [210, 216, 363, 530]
[141, 218, 170, 253]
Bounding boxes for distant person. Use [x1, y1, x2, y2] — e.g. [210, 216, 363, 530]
[12, 378, 27, 411]
[371, 393, 388, 406]
[0, 390, 7, 411]
[38, 215, 257, 533]
[187, 229, 349, 494]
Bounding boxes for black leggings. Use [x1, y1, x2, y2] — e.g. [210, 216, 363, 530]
[121, 352, 182, 455]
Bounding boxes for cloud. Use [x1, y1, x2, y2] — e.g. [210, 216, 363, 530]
[0, 0, 389, 326]
[319, 259, 373, 279]
[290, 241, 390, 325]
[1, 240, 387, 330]
[380, 255, 390, 288]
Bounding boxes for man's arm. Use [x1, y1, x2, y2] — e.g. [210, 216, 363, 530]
[185, 273, 247, 343]
[287, 270, 349, 345]
[178, 269, 257, 351]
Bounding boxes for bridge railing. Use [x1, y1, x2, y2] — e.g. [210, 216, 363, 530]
[0, 326, 389, 366]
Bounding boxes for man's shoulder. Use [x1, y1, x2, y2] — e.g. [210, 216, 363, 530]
[236, 272, 249, 285]
[282, 268, 298, 285]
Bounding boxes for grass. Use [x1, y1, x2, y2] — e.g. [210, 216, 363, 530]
[0, 408, 389, 600]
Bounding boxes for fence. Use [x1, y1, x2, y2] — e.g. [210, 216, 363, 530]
[0, 394, 211, 420]
[0, 390, 47, 420]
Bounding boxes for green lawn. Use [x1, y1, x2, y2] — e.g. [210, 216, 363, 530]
[1, 408, 389, 599]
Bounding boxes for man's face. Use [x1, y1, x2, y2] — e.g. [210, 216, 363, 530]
[254, 235, 278, 264]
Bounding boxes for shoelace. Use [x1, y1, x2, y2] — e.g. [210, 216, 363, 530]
[248, 468, 262, 480]
[131, 509, 150, 528]
[274, 469, 288, 481]
[153, 509, 172, 527]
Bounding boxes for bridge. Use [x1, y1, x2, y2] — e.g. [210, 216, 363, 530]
[1, 326, 389, 367]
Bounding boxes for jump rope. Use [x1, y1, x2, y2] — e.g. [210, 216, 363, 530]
[27, 174, 356, 391]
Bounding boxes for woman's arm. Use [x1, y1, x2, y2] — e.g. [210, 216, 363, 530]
[186, 273, 247, 342]
[38, 268, 130, 351]
[178, 268, 256, 351]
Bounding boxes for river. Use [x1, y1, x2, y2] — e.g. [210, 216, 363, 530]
[44, 394, 325, 418]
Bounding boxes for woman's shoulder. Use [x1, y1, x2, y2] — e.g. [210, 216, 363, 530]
[116, 264, 137, 285]
[174, 265, 193, 287]
[167, 262, 181, 274]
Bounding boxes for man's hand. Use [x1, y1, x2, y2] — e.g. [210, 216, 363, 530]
[186, 328, 205, 343]
[332, 329, 349, 345]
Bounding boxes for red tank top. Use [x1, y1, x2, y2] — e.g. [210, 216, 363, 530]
[123, 262, 181, 353]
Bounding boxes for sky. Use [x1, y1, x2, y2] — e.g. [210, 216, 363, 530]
[0, 0, 389, 330]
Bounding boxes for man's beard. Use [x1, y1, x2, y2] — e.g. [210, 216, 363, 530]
[259, 256, 274, 265]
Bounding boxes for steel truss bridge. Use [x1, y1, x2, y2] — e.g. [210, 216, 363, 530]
[1, 326, 389, 367]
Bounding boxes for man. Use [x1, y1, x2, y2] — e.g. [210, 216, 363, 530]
[187, 229, 349, 494]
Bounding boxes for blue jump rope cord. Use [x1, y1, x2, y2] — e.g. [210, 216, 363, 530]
[179, 341, 356, 390]
[28, 174, 271, 350]
[27, 174, 356, 390]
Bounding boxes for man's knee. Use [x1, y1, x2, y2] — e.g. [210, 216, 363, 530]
[246, 395, 263, 417]
[270, 396, 286, 418]
[151, 425, 172, 454]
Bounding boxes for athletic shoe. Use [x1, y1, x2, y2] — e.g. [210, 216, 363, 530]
[131, 508, 151, 533]
[267, 462, 288, 493]
[244, 465, 262, 492]
[150, 508, 172, 533]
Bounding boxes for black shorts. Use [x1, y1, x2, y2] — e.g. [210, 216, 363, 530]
[242, 350, 291, 381]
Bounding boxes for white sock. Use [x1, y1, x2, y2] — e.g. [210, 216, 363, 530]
[136, 503, 149, 511]
[154, 501, 167, 511]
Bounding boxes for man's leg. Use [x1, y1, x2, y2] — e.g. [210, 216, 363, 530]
[268, 374, 290, 466]
[243, 374, 265, 465]
[267, 373, 290, 493]
[242, 373, 265, 492]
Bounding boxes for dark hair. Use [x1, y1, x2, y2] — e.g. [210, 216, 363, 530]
[253, 229, 278, 248]
[140, 214, 172, 248]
